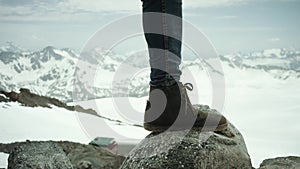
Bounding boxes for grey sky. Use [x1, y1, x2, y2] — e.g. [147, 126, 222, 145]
[0, 0, 299, 53]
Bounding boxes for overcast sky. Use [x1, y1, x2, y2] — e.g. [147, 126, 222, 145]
[0, 0, 299, 53]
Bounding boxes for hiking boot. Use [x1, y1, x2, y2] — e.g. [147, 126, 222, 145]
[144, 82, 228, 132]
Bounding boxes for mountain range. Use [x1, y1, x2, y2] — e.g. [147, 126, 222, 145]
[0, 42, 299, 102]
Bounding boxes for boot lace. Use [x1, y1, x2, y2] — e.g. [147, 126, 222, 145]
[184, 83, 193, 91]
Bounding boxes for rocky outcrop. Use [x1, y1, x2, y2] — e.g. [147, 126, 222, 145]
[0, 88, 143, 127]
[0, 88, 97, 115]
[8, 141, 73, 169]
[3, 140, 125, 169]
[120, 123, 252, 169]
[258, 156, 300, 169]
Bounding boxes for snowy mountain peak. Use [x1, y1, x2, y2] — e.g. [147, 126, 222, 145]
[0, 41, 27, 53]
[0, 45, 300, 101]
[262, 48, 281, 57]
[61, 48, 79, 58]
[219, 48, 300, 80]
[248, 48, 300, 59]
[42, 46, 55, 52]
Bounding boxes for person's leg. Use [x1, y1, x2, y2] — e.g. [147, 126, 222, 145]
[142, 0, 182, 87]
[142, 0, 228, 132]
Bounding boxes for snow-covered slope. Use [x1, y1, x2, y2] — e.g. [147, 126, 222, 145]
[0, 101, 149, 143]
[0, 99, 150, 168]
[1, 74, 300, 168]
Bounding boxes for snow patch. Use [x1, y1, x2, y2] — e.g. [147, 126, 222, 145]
[0, 153, 8, 169]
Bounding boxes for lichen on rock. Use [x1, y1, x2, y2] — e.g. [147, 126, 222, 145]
[120, 123, 252, 169]
[259, 156, 300, 169]
[8, 141, 73, 169]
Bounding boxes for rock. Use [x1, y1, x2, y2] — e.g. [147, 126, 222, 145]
[259, 156, 300, 169]
[0, 88, 97, 115]
[58, 141, 125, 169]
[120, 123, 252, 169]
[0, 95, 8, 102]
[8, 141, 73, 169]
[2, 141, 125, 169]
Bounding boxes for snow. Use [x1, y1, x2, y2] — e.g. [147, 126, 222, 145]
[73, 97, 147, 126]
[53, 49, 71, 58]
[225, 84, 300, 167]
[2, 61, 300, 168]
[0, 102, 90, 143]
[221, 64, 300, 168]
[0, 153, 9, 168]
[243, 58, 289, 68]
[1, 47, 300, 168]
[1, 73, 300, 168]
[0, 101, 150, 168]
[263, 48, 282, 57]
[94, 68, 115, 87]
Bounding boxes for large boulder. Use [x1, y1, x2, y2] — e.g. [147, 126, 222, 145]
[3, 141, 125, 169]
[8, 141, 73, 169]
[120, 123, 252, 169]
[259, 156, 300, 169]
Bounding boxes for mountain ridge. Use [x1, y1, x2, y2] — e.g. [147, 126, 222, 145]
[1, 43, 299, 102]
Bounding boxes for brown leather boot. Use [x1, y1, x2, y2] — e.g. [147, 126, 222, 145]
[144, 82, 228, 132]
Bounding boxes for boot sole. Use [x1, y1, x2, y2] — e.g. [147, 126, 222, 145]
[144, 122, 228, 133]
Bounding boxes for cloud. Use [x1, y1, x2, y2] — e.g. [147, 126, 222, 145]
[56, 0, 141, 12]
[56, 0, 251, 12]
[0, 0, 60, 7]
[0, 0, 295, 23]
[215, 15, 238, 19]
[268, 38, 280, 42]
[184, 0, 249, 8]
[0, 0, 59, 17]
[206, 27, 282, 32]
[0, 0, 141, 23]
[0, 0, 250, 15]
[0, 0, 34, 6]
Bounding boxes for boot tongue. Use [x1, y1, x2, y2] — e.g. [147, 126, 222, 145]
[179, 82, 197, 117]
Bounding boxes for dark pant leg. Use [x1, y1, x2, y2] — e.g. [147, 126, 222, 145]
[142, 0, 183, 87]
